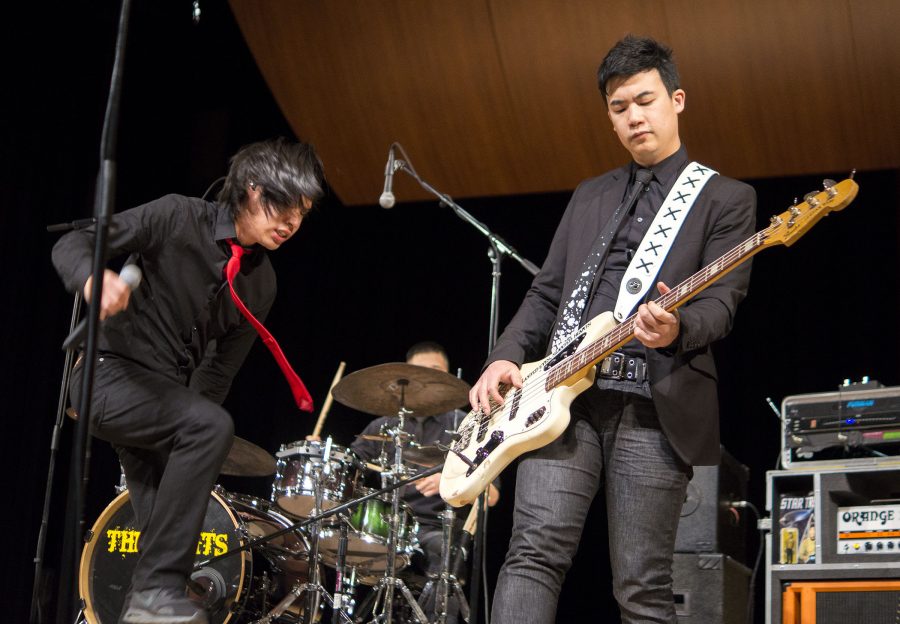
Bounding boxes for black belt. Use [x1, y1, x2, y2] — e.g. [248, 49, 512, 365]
[596, 352, 648, 384]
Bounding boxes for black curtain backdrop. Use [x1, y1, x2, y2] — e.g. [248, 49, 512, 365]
[4, 3, 898, 623]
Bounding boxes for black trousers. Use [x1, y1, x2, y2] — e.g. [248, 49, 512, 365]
[71, 354, 234, 592]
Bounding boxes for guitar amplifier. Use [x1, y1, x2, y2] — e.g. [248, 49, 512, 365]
[781, 381, 900, 469]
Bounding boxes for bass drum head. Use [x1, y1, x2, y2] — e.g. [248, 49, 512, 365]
[79, 490, 249, 624]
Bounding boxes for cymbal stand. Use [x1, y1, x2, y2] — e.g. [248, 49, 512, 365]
[253, 438, 351, 624]
[362, 404, 429, 624]
[417, 504, 470, 624]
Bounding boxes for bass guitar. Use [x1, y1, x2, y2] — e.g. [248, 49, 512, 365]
[440, 177, 859, 506]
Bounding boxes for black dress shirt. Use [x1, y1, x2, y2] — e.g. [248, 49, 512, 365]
[52, 194, 274, 403]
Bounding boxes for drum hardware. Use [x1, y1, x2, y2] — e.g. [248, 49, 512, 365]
[318, 486, 417, 576]
[272, 440, 361, 519]
[253, 437, 345, 624]
[194, 460, 444, 623]
[196, 466, 443, 572]
[417, 502, 479, 624]
[330, 521, 350, 624]
[352, 403, 429, 624]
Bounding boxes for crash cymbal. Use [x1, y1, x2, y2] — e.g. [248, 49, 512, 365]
[220, 436, 276, 477]
[332, 362, 470, 418]
[403, 444, 446, 467]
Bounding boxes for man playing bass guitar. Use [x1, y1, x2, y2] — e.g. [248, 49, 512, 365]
[469, 36, 756, 624]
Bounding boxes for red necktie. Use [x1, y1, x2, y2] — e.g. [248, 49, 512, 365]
[225, 239, 314, 412]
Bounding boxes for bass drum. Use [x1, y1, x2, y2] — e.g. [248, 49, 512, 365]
[79, 489, 316, 623]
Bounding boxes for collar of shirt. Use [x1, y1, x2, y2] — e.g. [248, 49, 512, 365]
[213, 202, 238, 243]
[629, 144, 689, 190]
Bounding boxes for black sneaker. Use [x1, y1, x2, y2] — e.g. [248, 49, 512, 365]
[121, 587, 208, 624]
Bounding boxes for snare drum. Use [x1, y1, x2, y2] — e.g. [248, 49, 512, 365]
[319, 487, 419, 581]
[272, 440, 361, 519]
[79, 488, 316, 624]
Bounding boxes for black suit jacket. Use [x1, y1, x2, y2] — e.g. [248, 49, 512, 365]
[487, 157, 756, 465]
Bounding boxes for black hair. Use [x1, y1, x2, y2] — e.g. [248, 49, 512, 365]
[405, 341, 449, 365]
[218, 137, 325, 220]
[597, 35, 680, 102]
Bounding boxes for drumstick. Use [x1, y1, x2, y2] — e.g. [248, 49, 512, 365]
[365, 462, 384, 472]
[311, 361, 346, 438]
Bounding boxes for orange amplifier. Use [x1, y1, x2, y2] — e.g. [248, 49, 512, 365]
[836, 503, 900, 555]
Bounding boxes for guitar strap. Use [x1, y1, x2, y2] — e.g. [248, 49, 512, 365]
[613, 162, 717, 321]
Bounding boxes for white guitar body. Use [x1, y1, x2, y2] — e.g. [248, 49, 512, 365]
[440, 312, 617, 506]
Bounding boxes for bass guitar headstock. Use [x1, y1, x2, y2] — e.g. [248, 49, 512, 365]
[762, 177, 858, 248]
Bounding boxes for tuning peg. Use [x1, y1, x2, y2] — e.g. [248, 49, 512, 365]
[803, 191, 820, 208]
[823, 179, 838, 199]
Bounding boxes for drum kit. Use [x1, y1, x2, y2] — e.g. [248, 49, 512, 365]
[77, 362, 477, 624]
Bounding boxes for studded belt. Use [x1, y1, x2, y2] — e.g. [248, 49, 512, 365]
[596, 352, 648, 384]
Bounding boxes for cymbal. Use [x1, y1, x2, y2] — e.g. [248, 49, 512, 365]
[333, 362, 470, 418]
[403, 444, 446, 467]
[354, 431, 413, 443]
[221, 436, 276, 477]
[356, 433, 392, 442]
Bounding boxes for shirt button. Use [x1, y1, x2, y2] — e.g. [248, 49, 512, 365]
[637, 217, 644, 223]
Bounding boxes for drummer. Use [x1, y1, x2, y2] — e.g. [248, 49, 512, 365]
[312, 342, 499, 619]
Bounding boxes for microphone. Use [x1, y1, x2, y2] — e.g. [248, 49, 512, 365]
[379, 146, 396, 209]
[62, 264, 143, 351]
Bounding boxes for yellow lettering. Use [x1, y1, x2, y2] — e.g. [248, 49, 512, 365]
[192, 531, 229, 556]
[121, 530, 140, 553]
[214, 533, 228, 556]
[106, 529, 121, 553]
[106, 529, 141, 554]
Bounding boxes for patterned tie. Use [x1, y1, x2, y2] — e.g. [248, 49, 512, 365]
[225, 239, 314, 412]
[550, 168, 653, 353]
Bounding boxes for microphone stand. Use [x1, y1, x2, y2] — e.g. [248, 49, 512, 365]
[48, 1, 133, 621]
[28, 293, 83, 624]
[390, 147, 539, 623]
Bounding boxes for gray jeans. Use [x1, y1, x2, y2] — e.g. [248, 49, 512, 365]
[491, 388, 690, 624]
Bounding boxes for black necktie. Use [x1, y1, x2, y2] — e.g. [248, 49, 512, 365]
[550, 168, 653, 353]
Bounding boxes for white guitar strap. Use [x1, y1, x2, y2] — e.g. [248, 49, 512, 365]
[613, 162, 718, 321]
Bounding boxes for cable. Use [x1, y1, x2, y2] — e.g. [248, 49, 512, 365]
[729, 500, 763, 624]
[201, 176, 225, 201]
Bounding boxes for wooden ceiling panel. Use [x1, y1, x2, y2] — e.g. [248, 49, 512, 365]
[488, 0, 671, 190]
[667, 0, 871, 178]
[231, 0, 525, 205]
[230, 0, 900, 206]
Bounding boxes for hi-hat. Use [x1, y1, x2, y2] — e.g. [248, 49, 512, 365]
[332, 362, 470, 418]
[220, 436, 276, 476]
[403, 444, 446, 467]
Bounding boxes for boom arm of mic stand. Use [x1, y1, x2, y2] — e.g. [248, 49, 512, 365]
[394, 161, 539, 277]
